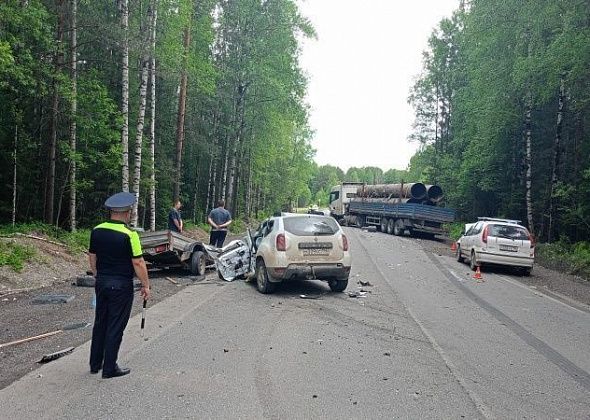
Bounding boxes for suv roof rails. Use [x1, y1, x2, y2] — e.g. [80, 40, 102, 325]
[477, 217, 521, 224]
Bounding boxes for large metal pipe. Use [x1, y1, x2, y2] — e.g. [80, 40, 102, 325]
[425, 185, 444, 202]
[356, 183, 427, 200]
[352, 197, 423, 204]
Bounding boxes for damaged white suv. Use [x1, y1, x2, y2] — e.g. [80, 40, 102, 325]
[252, 214, 352, 294]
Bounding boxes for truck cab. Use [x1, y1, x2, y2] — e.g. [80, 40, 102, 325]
[329, 182, 363, 220]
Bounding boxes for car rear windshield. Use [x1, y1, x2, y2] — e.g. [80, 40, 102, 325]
[283, 216, 340, 236]
[489, 224, 529, 240]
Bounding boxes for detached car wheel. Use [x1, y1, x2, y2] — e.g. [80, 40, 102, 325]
[256, 259, 276, 294]
[190, 250, 206, 276]
[328, 278, 348, 292]
[456, 245, 464, 263]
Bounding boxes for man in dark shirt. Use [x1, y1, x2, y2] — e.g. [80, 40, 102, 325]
[208, 199, 232, 248]
[88, 192, 150, 379]
[168, 200, 183, 233]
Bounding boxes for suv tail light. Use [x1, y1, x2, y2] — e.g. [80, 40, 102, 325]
[482, 226, 489, 244]
[342, 234, 349, 251]
[276, 233, 286, 251]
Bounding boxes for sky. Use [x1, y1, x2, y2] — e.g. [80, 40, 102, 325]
[297, 0, 459, 172]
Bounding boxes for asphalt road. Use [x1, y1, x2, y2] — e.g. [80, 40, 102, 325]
[1, 227, 589, 419]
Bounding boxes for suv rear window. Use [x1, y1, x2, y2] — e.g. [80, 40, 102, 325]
[283, 216, 340, 236]
[489, 224, 529, 240]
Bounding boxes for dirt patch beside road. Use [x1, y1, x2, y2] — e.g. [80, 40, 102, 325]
[0, 229, 239, 391]
[417, 236, 590, 307]
[0, 269, 217, 390]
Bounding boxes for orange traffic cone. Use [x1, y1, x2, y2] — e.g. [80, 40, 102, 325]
[451, 242, 457, 252]
[473, 266, 483, 281]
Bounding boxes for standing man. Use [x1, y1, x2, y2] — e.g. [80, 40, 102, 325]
[208, 199, 232, 248]
[168, 200, 183, 233]
[89, 192, 151, 379]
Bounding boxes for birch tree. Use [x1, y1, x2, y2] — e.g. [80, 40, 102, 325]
[120, 0, 130, 192]
[148, 0, 158, 231]
[131, 2, 156, 227]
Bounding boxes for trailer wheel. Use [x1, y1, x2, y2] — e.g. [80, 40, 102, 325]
[386, 219, 395, 235]
[380, 218, 388, 232]
[393, 219, 404, 236]
[356, 215, 365, 228]
[190, 250, 206, 276]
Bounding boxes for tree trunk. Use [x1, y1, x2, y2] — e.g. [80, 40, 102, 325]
[69, 0, 77, 232]
[131, 3, 154, 227]
[547, 75, 565, 243]
[46, 0, 65, 224]
[12, 124, 18, 227]
[148, 0, 158, 232]
[524, 94, 534, 236]
[174, 26, 191, 202]
[120, 0, 130, 192]
[226, 83, 247, 213]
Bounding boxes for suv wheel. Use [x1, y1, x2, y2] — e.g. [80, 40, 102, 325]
[470, 250, 478, 271]
[456, 245, 464, 263]
[256, 259, 276, 294]
[328, 278, 348, 292]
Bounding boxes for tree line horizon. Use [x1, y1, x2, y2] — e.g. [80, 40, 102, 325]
[1, 0, 589, 247]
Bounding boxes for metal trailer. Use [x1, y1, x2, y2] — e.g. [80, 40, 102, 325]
[348, 200, 456, 237]
[139, 230, 210, 275]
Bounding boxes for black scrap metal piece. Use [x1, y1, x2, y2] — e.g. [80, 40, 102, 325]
[75, 275, 96, 287]
[38, 347, 75, 363]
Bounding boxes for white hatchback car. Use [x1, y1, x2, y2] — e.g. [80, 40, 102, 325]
[456, 218, 535, 275]
[252, 214, 352, 294]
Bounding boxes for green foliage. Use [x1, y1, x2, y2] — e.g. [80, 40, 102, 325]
[536, 240, 590, 281]
[445, 222, 465, 241]
[0, 241, 36, 272]
[0, 223, 90, 254]
[406, 0, 590, 244]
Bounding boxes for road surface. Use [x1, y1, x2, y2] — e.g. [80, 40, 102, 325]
[1, 227, 589, 419]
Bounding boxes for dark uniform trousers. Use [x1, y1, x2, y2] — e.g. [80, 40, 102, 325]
[89, 279, 134, 374]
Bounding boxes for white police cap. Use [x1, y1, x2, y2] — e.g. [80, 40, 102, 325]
[104, 192, 136, 212]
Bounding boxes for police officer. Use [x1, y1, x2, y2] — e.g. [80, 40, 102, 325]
[88, 192, 151, 378]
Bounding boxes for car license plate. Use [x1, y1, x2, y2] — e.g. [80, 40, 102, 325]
[499, 245, 518, 252]
[302, 248, 330, 256]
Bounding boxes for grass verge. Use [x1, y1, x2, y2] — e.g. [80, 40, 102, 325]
[0, 240, 37, 272]
[0, 223, 90, 254]
[535, 240, 590, 281]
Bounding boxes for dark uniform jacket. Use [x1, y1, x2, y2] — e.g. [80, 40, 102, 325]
[89, 220, 143, 286]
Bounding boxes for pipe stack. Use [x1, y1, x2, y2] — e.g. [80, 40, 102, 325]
[356, 183, 445, 205]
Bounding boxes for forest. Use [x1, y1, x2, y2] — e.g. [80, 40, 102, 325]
[0, 0, 315, 230]
[312, 1, 590, 257]
[1, 0, 589, 255]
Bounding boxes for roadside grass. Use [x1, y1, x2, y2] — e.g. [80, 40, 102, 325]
[0, 223, 90, 254]
[444, 222, 465, 241]
[536, 240, 590, 281]
[0, 240, 37, 272]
